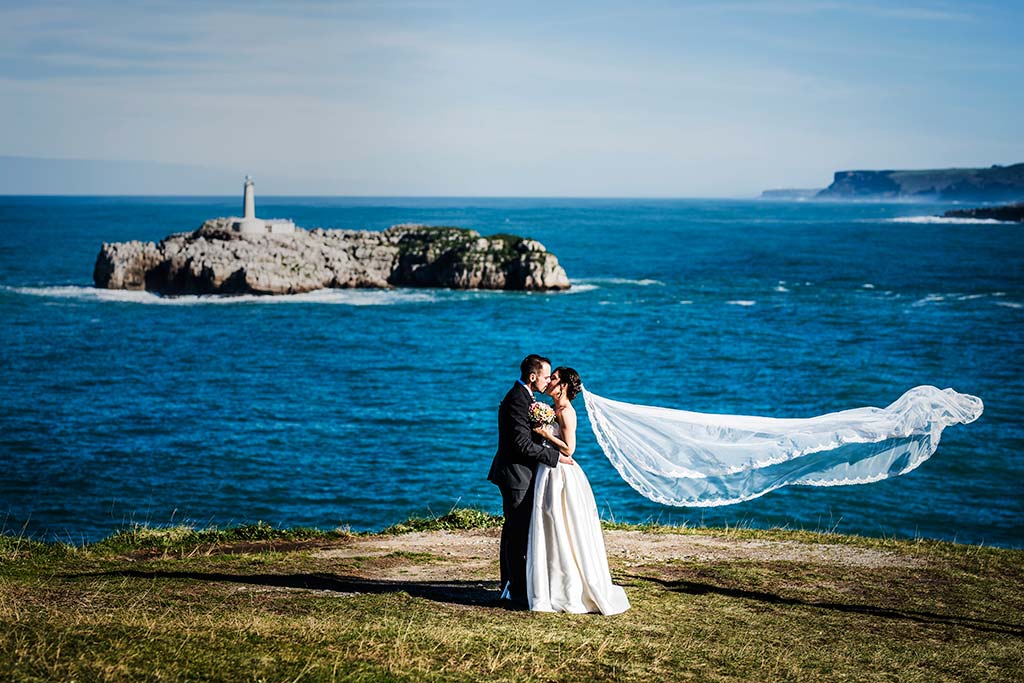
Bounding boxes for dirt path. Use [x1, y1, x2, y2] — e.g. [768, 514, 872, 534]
[311, 528, 920, 582]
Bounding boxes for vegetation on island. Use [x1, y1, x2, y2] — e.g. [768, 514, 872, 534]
[1, 508, 1021, 682]
[390, 226, 543, 286]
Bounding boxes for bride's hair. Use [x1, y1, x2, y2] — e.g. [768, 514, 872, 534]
[555, 367, 583, 401]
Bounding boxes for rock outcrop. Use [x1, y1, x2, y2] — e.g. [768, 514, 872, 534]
[815, 163, 1024, 201]
[943, 203, 1024, 222]
[94, 220, 571, 295]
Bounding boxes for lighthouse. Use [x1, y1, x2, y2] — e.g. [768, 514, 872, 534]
[243, 175, 256, 221]
[234, 176, 261, 233]
[231, 176, 295, 235]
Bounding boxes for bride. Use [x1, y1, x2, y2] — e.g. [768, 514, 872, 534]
[526, 367, 630, 615]
[518, 363, 981, 616]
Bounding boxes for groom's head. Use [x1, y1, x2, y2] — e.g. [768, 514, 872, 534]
[520, 354, 552, 393]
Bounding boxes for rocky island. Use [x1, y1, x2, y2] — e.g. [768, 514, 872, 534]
[942, 202, 1024, 222]
[94, 178, 570, 295]
[95, 220, 571, 295]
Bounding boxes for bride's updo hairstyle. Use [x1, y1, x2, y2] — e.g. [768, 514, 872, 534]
[555, 367, 583, 401]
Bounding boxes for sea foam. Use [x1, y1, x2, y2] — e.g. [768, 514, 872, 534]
[912, 294, 947, 307]
[888, 216, 1011, 225]
[565, 282, 599, 294]
[574, 277, 665, 287]
[3, 285, 439, 306]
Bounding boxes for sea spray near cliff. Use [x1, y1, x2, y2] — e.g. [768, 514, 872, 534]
[887, 216, 1012, 225]
[1, 196, 1021, 547]
[5, 284, 445, 306]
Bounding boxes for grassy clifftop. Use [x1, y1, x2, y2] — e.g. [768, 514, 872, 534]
[2, 510, 1022, 682]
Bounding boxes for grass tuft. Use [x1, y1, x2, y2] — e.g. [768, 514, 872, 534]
[382, 507, 503, 535]
[0, 532, 71, 558]
[86, 521, 352, 555]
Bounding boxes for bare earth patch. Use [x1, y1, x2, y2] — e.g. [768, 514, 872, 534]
[310, 528, 919, 582]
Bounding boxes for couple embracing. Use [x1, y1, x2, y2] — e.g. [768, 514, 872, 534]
[487, 354, 630, 615]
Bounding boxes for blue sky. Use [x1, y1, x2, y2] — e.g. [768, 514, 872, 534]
[0, 0, 1021, 196]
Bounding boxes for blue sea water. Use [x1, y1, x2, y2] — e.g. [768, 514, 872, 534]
[1, 196, 1021, 547]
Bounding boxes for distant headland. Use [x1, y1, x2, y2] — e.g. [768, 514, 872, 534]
[763, 162, 1024, 202]
[93, 178, 571, 295]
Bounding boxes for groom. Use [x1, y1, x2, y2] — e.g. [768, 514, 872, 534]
[488, 354, 573, 605]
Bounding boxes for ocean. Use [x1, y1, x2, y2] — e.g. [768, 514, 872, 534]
[1, 196, 1021, 547]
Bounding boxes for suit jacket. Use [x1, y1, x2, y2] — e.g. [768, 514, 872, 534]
[488, 383, 560, 490]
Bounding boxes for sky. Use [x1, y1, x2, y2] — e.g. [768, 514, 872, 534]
[0, 0, 1021, 196]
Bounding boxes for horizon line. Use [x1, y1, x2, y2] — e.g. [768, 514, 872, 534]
[0, 192, 768, 200]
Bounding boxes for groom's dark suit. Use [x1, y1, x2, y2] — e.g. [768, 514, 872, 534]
[488, 382, 560, 602]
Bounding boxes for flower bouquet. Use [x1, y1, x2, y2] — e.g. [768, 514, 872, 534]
[528, 401, 556, 428]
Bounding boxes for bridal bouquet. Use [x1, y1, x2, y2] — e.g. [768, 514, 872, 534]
[529, 401, 556, 427]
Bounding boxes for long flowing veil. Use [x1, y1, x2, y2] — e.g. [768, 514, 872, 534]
[582, 386, 983, 507]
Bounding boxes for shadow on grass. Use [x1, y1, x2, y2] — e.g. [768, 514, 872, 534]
[635, 575, 1024, 637]
[70, 570, 519, 609]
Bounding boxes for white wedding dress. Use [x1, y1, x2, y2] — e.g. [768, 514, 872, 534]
[526, 423, 631, 615]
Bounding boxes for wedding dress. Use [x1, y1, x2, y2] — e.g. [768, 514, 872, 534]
[583, 385, 983, 507]
[527, 422, 631, 615]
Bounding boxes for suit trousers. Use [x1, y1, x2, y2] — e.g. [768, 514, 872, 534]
[498, 483, 535, 600]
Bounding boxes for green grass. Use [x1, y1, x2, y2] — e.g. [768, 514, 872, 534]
[89, 520, 351, 555]
[1, 510, 1022, 682]
[381, 507, 503, 535]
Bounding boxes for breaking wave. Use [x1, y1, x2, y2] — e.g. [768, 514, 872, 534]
[2, 285, 440, 306]
[2, 284, 584, 305]
[888, 216, 1012, 225]
[574, 277, 665, 287]
[564, 282, 599, 294]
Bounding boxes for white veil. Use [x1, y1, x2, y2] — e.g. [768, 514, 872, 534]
[582, 386, 983, 507]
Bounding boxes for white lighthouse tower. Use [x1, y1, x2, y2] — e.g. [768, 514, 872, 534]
[231, 176, 295, 235]
[235, 176, 261, 233]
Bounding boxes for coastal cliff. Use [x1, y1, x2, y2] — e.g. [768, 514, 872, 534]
[94, 219, 571, 295]
[816, 163, 1024, 201]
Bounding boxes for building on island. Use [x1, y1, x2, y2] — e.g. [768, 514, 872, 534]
[232, 176, 295, 235]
